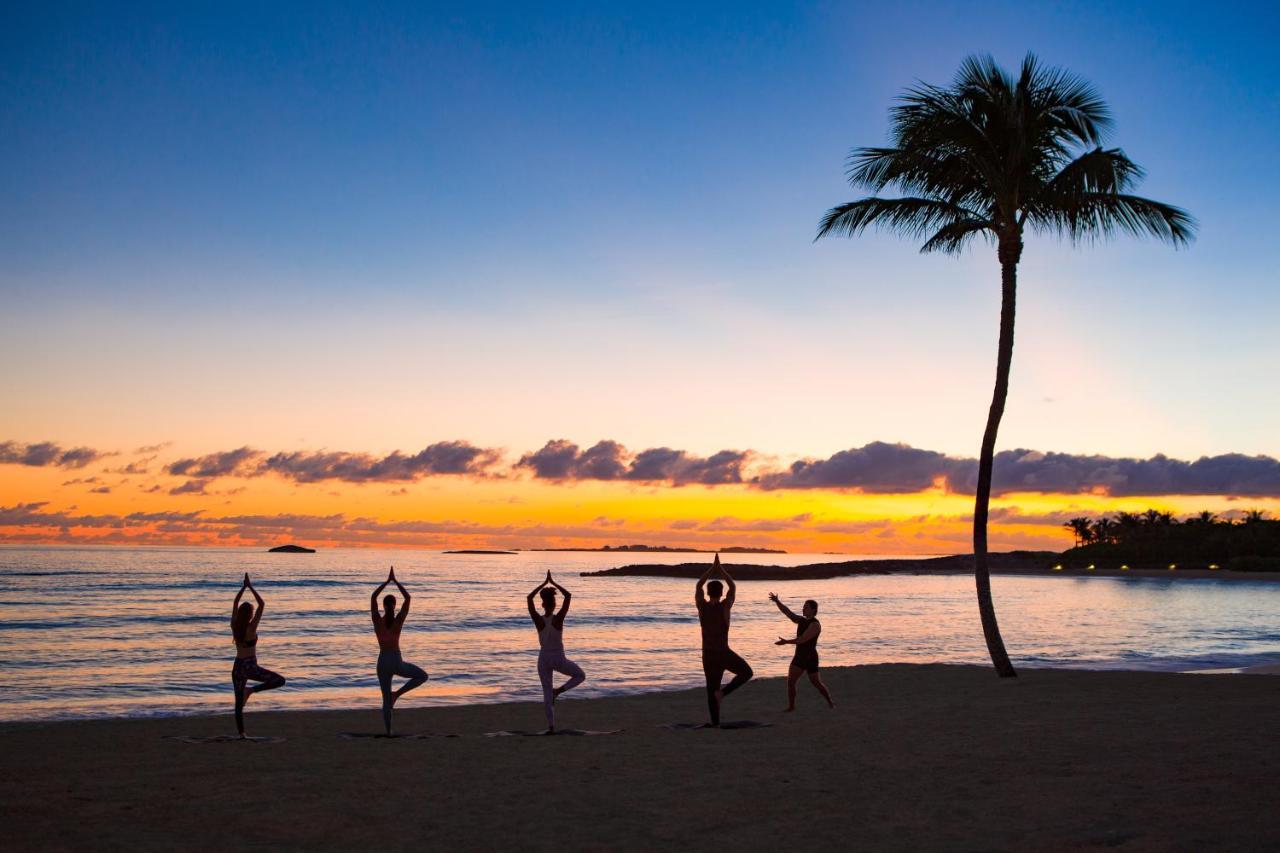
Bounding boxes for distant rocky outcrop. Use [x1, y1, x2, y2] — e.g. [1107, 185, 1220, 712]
[268, 544, 316, 553]
[444, 550, 517, 555]
[582, 551, 1058, 580]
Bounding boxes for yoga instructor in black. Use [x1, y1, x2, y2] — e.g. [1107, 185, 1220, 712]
[769, 592, 835, 711]
[695, 554, 752, 726]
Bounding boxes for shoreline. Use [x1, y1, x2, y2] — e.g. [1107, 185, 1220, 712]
[4, 664, 1278, 850]
[3, 659, 1276, 728]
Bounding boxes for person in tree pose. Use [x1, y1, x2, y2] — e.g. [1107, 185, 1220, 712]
[695, 554, 752, 726]
[769, 593, 835, 711]
[371, 567, 428, 735]
[527, 571, 585, 733]
[230, 572, 286, 737]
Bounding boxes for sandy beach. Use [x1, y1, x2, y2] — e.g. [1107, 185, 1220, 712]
[3, 664, 1277, 851]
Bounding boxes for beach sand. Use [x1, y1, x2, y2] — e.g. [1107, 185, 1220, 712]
[3, 664, 1277, 851]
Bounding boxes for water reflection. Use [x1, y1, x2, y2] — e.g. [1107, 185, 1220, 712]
[1, 547, 1278, 720]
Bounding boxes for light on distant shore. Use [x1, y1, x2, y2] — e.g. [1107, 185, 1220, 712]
[1168, 564, 1177, 570]
[1209, 564, 1220, 570]
[1087, 564, 1095, 571]
[1053, 564, 1063, 571]
[1120, 565, 1130, 570]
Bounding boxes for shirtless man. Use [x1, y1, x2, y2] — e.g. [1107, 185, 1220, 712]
[695, 554, 753, 726]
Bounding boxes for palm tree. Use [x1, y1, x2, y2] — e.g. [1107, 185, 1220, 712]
[1091, 517, 1116, 545]
[1064, 517, 1093, 547]
[816, 54, 1194, 677]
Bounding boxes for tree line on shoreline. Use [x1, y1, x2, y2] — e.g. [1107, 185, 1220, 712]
[1061, 510, 1279, 570]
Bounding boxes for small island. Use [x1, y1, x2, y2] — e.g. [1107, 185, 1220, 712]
[444, 549, 517, 555]
[268, 544, 316, 553]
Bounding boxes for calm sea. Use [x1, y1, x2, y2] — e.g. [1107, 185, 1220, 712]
[2, 546, 1278, 721]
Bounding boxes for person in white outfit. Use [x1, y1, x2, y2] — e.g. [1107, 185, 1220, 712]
[526, 571, 585, 732]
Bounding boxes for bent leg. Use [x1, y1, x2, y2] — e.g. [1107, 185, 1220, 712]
[720, 649, 753, 698]
[394, 660, 428, 698]
[247, 663, 285, 694]
[808, 671, 835, 708]
[553, 657, 585, 697]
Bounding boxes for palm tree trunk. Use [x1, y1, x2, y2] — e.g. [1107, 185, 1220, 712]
[973, 237, 1020, 678]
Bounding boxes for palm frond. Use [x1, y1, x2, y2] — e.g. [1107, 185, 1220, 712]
[815, 197, 984, 242]
[1027, 192, 1196, 246]
[920, 218, 994, 254]
[1030, 147, 1144, 204]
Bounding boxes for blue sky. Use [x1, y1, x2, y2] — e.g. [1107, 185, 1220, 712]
[2, 1, 1278, 461]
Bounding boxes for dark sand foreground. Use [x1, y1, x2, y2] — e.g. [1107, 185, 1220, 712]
[3, 665, 1278, 851]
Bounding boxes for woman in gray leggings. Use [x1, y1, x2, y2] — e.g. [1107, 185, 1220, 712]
[371, 567, 428, 735]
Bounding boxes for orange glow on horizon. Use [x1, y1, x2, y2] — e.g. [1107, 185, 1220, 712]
[4, 457, 1277, 555]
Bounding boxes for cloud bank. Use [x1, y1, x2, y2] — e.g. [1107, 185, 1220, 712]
[6, 436, 1280, 497]
[757, 443, 1280, 497]
[0, 441, 104, 469]
[517, 440, 749, 486]
[161, 441, 503, 483]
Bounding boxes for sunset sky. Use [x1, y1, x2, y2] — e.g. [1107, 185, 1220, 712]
[3, 2, 1278, 552]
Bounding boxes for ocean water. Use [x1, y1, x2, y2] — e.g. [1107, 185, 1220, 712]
[2, 546, 1278, 722]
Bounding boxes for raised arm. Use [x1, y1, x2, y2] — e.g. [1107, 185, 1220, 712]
[695, 562, 714, 606]
[390, 567, 410, 625]
[231, 574, 248, 624]
[717, 555, 736, 606]
[548, 573, 572, 623]
[246, 574, 265, 626]
[769, 592, 801, 623]
[779, 619, 821, 646]
[370, 573, 391, 622]
[527, 573, 550, 625]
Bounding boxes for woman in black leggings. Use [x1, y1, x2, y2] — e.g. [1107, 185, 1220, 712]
[230, 573, 286, 737]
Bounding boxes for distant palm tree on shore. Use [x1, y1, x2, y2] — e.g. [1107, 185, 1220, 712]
[817, 54, 1195, 677]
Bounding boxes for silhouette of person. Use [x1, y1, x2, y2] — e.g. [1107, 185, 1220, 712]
[230, 572, 286, 737]
[371, 567, 428, 735]
[695, 554, 752, 726]
[769, 593, 835, 711]
[527, 571, 585, 732]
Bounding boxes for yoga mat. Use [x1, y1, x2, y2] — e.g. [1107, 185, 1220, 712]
[338, 732, 460, 740]
[164, 735, 286, 744]
[483, 728, 622, 737]
[660, 721, 773, 730]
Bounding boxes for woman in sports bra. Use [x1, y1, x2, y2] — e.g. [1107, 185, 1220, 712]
[371, 566, 428, 735]
[230, 572, 286, 737]
[527, 571, 585, 733]
[769, 592, 835, 711]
